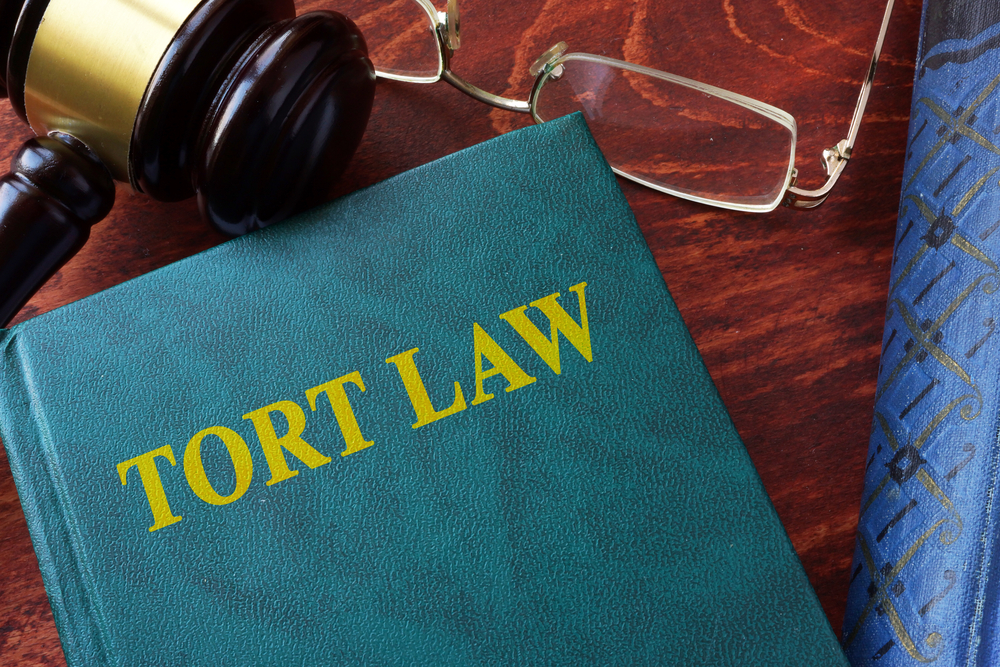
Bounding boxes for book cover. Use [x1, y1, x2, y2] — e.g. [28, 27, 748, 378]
[0, 113, 847, 666]
[842, 1, 1000, 665]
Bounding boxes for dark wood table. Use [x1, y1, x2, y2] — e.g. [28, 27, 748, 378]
[0, 0, 922, 663]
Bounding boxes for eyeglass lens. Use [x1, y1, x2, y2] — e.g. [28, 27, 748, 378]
[341, 0, 798, 211]
[344, 0, 441, 80]
[533, 56, 797, 210]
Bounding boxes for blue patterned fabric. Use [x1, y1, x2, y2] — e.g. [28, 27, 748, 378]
[843, 7, 1000, 666]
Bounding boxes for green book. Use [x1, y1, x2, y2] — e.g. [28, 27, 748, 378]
[0, 114, 847, 666]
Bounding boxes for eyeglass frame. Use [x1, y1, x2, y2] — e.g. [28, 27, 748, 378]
[374, 0, 897, 213]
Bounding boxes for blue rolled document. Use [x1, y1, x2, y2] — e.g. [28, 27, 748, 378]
[843, 2, 1000, 665]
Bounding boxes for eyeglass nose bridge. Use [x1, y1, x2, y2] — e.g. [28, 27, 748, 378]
[435, 1, 534, 113]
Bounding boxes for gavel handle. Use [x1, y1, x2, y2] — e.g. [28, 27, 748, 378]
[0, 133, 115, 327]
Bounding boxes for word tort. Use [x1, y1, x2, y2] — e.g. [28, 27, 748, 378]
[118, 282, 593, 532]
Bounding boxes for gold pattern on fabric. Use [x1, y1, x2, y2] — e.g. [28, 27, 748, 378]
[916, 469, 962, 544]
[906, 132, 954, 192]
[861, 472, 891, 518]
[890, 244, 929, 297]
[905, 194, 937, 225]
[885, 598, 943, 663]
[845, 524, 949, 653]
[859, 413, 899, 518]
[876, 412, 902, 452]
[921, 94, 1000, 156]
[876, 336, 920, 401]
[850, 61, 1000, 667]
[881, 299, 972, 393]
[912, 391, 984, 450]
[953, 166, 1000, 216]
[907, 73, 1000, 188]
[861, 393, 981, 518]
[950, 235, 999, 272]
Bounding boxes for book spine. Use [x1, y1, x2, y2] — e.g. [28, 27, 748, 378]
[842, 2, 1000, 665]
[0, 329, 111, 666]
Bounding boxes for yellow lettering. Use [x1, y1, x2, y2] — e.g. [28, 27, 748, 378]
[242, 401, 331, 486]
[499, 282, 592, 374]
[306, 372, 374, 457]
[385, 347, 467, 429]
[183, 427, 253, 506]
[472, 323, 536, 405]
[117, 445, 183, 532]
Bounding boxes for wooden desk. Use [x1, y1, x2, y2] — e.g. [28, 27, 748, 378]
[0, 0, 921, 662]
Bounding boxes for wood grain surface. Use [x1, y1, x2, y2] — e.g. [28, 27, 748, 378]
[0, 0, 921, 663]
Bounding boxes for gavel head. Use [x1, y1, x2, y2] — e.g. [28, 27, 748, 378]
[1, 0, 376, 235]
[0, 0, 375, 325]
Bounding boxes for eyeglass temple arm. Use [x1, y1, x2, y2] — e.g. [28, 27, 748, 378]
[784, 0, 895, 210]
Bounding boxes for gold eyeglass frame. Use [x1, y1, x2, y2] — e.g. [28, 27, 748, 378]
[375, 0, 897, 213]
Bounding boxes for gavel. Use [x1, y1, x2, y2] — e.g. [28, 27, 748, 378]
[0, 0, 376, 326]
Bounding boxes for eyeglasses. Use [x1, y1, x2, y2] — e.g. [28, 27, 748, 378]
[348, 0, 896, 213]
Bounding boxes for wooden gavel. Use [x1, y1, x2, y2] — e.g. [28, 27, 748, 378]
[0, 0, 376, 326]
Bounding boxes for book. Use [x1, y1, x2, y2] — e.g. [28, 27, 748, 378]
[0, 113, 848, 666]
[842, 2, 1000, 665]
